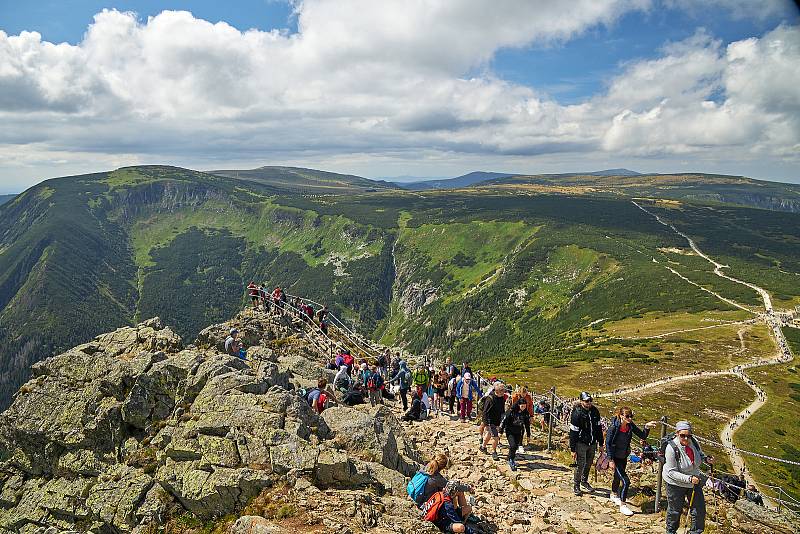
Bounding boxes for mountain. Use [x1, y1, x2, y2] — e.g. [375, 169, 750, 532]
[0, 195, 15, 205]
[1, 163, 800, 498]
[400, 171, 515, 190]
[210, 165, 400, 194]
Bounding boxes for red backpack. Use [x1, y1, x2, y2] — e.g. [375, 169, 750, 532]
[420, 491, 451, 522]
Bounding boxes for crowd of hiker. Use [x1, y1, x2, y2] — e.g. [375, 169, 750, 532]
[237, 286, 769, 534]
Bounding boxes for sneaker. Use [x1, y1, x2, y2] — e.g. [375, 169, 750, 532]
[619, 504, 634, 516]
[573, 486, 582, 496]
[479, 445, 487, 454]
[580, 480, 594, 492]
[508, 459, 517, 471]
[492, 451, 499, 461]
[610, 495, 621, 506]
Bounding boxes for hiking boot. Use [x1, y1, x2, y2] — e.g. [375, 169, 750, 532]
[581, 480, 594, 492]
[619, 504, 634, 516]
[479, 445, 487, 454]
[492, 451, 499, 461]
[573, 486, 582, 496]
[508, 459, 517, 471]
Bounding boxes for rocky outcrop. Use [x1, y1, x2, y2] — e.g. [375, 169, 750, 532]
[0, 310, 422, 533]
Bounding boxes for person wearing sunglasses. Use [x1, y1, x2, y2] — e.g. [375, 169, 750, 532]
[663, 421, 714, 534]
[569, 391, 604, 495]
[605, 407, 658, 516]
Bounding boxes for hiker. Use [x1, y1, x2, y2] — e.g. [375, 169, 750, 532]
[247, 281, 259, 307]
[605, 407, 658, 516]
[447, 372, 459, 414]
[534, 398, 551, 434]
[479, 382, 506, 460]
[390, 353, 401, 377]
[391, 360, 412, 411]
[376, 348, 390, 378]
[341, 349, 355, 374]
[317, 305, 329, 324]
[431, 366, 447, 415]
[403, 387, 424, 422]
[511, 387, 534, 445]
[663, 421, 713, 534]
[461, 361, 474, 380]
[412, 363, 430, 393]
[259, 284, 270, 312]
[271, 286, 283, 313]
[455, 372, 480, 422]
[307, 378, 329, 413]
[365, 365, 384, 406]
[569, 392, 604, 496]
[500, 397, 531, 471]
[334, 365, 352, 394]
[325, 357, 337, 370]
[425, 479, 477, 534]
[224, 328, 242, 356]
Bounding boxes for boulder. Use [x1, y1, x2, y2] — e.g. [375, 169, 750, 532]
[229, 516, 283, 533]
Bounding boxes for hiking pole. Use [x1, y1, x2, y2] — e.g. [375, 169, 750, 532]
[682, 487, 695, 534]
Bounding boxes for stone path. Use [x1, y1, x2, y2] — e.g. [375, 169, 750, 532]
[390, 404, 666, 534]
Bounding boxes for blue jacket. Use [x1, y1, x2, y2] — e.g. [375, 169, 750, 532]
[455, 378, 480, 400]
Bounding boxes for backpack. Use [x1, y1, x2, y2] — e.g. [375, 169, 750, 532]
[658, 433, 701, 467]
[343, 354, 354, 367]
[420, 491, 451, 522]
[367, 374, 381, 391]
[413, 369, 428, 386]
[406, 470, 430, 505]
[377, 354, 387, 367]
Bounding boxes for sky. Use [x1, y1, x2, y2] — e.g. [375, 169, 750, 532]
[0, 1, 798, 192]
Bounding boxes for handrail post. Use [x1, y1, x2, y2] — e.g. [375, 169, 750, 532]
[655, 415, 668, 513]
[546, 387, 556, 452]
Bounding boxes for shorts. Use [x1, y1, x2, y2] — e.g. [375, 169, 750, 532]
[488, 424, 499, 438]
[436, 387, 446, 396]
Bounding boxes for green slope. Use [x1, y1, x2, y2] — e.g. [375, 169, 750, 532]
[0, 195, 15, 206]
[210, 166, 400, 195]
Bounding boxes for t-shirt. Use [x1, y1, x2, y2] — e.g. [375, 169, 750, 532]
[224, 336, 238, 354]
[307, 388, 322, 405]
[685, 445, 695, 464]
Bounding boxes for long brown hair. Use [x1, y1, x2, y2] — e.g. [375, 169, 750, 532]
[615, 406, 634, 419]
[426, 452, 449, 475]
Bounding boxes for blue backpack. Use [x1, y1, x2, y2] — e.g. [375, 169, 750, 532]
[407, 470, 430, 505]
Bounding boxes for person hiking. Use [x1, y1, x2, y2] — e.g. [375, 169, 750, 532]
[431, 367, 447, 415]
[605, 407, 658, 516]
[247, 282, 259, 307]
[479, 382, 506, 460]
[341, 349, 354, 374]
[500, 397, 531, 471]
[425, 479, 477, 534]
[271, 286, 283, 314]
[461, 361, 473, 380]
[334, 365, 352, 394]
[455, 372, 480, 423]
[390, 353, 401, 377]
[663, 421, 713, 534]
[365, 365, 384, 406]
[317, 305, 329, 324]
[259, 284, 270, 312]
[376, 349, 389, 378]
[534, 398, 551, 434]
[391, 360, 412, 411]
[511, 387, 534, 446]
[569, 391, 604, 496]
[306, 378, 328, 413]
[224, 328, 242, 356]
[447, 373, 460, 414]
[412, 364, 430, 392]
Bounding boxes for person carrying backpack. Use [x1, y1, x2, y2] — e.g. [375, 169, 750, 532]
[377, 349, 389, 378]
[334, 365, 352, 394]
[663, 421, 713, 534]
[422, 479, 477, 534]
[412, 364, 430, 392]
[500, 397, 531, 471]
[569, 392, 604, 496]
[605, 407, 658, 516]
[479, 382, 507, 460]
[247, 281, 259, 308]
[365, 365, 384, 406]
[408, 452, 450, 507]
[391, 360, 412, 411]
[224, 328, 242, 356]
[306, 378, 329, 413]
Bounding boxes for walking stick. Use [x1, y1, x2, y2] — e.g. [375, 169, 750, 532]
[683, 487, 695, 534]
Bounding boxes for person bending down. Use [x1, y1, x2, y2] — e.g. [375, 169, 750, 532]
[431, 480, 477, 534]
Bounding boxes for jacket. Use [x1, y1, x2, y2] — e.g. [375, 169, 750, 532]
[605, 417, 649, 459]
[569, 404, 603, 451]
[662, 435, 705, 488]
[500, 400, 531, 436]
[391, 364, 411, 389]
[455, 378, 480, 400]
[483, 393, 506, 426]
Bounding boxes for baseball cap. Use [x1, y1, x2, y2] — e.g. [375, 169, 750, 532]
[579, 391, 593, 401]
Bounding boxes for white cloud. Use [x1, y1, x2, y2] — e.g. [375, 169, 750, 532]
[0, 0, 797, 190]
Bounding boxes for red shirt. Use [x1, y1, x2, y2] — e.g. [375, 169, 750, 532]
[685, 445, 695, 464]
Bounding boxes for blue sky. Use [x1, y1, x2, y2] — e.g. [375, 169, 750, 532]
[0, 1, 798, 192]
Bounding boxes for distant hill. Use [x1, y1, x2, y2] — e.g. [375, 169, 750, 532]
[401, 171, 515, 190]
[211, 166, 399, 194]
[0, 195, 15, 206]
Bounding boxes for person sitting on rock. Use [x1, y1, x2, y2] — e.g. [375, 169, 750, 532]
[744, 484, 763, 506]
[334, 365, 352, 394]
[417, 452, 451, 505]
[307, 378, 329, 413]
[428, 479, 477, 534]
[402, 387, 425, 422]
[224, 328, 242, 356]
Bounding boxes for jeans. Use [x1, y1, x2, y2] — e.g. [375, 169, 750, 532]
[611, 456, 630, 501]
[507, 432, 523, 461]
[449, 391, 456, 412]
[459, 398, 473, 420]
[573, 441, 596, 488]
[666, 483, 705, 534]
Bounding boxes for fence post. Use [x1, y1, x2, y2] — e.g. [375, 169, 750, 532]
[546, 387, 556, 452]
[655, 415, 668, 513]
